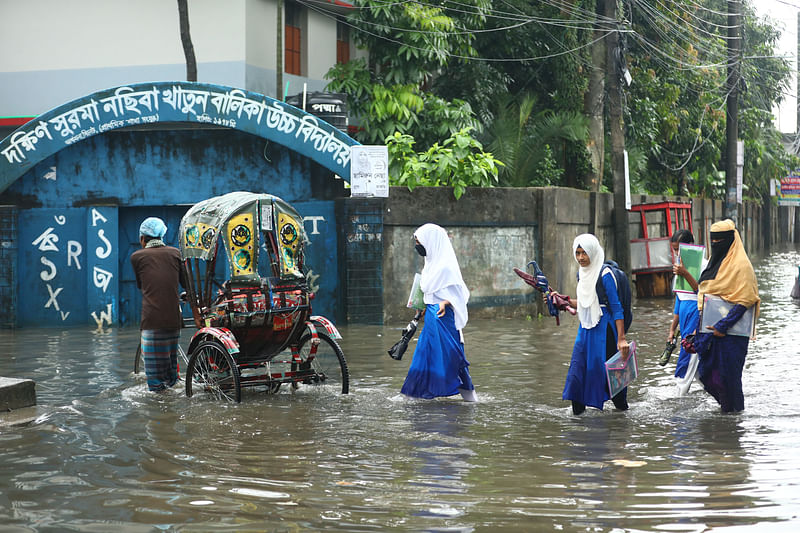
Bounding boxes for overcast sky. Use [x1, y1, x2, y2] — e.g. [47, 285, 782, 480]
[756, 0, 798, 133]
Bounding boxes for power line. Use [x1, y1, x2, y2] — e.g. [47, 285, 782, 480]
[298, 0, 617, 63]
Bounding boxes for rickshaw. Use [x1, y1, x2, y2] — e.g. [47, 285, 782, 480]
[178, 191, 349, 402]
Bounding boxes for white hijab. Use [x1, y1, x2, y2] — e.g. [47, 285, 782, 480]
[415, 223, 470, 330]
[573, 233, 604, 329]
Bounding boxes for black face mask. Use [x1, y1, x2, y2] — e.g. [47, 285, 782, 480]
[415, 243, 426, 257]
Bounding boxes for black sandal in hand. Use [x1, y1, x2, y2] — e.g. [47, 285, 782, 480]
[658, 339, 677, 366]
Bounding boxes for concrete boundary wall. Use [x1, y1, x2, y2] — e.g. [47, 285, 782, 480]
[338, 187, 796, 325]
[381, 187, 540, 323]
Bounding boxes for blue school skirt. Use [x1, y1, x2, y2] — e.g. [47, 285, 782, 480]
[401, 304, 475, 399]
[674, 296, 700, 379]
[562, 310, 619, 410]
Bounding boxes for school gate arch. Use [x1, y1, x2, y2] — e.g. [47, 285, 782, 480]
[0, 82, 359, 327]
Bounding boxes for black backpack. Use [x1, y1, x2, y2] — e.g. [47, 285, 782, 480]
[593, 260, 633, 332]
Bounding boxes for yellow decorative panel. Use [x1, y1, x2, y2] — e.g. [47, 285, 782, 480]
[227, 213, 255, 277]
[277, 212, 302, 278]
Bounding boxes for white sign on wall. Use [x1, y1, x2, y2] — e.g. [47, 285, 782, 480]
[350, 145, 389, 198]
[736, 140, 744, 204]
[624, 150, 631, 210]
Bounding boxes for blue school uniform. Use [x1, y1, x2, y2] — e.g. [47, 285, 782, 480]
[401, 304, 474, 399]
[673, 295, 700, 378]
[562, 269, 625, 410]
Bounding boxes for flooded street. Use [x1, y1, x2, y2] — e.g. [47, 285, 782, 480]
[1, 246, 799, 532]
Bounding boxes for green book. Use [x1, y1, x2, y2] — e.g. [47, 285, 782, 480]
[673, 243, 705, 294]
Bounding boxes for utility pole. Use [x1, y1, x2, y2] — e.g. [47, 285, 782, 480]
[277, 0, 284, 101]
[585, 0, 606, 235]
[724, 0, 741, 222]
[605, 0, 631, 272]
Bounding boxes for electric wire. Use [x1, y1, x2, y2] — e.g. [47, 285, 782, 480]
[298, 0, 616, 62]
[301, 0, 795, 168]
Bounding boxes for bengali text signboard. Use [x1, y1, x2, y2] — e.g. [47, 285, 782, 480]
[0, 82, 359, 193]
[778, 171, 800, 206]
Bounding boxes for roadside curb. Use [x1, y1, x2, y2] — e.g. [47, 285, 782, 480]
[0, 376, 37, 421]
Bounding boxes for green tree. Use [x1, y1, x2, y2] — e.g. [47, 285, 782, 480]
[737, 4, 798, 199]
[434, 0, 592, 187]
[386, 128, 503, 199]
[325, 0, 488, 149]
[625, 0, 794, 198]
[325, 0, 795, 200]
[486, 93, 588, 187]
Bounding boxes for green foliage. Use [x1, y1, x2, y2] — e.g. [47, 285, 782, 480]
[436, 0, 588, 119]
[485, 93, 588, 186]
[534, 145, 562, 186]
[347, 0, 485, 86]
[325, 60, 481, 150]
[386, 128, 503, 199]
[325, 0, 795, 202]
[626, 0, 795, 199]
[323, 0, 497, 199]
[325, 0, 487, 149]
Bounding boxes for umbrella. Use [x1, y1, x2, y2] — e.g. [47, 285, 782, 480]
[513, 260, 576, 325]
[388, 309, 423, 360]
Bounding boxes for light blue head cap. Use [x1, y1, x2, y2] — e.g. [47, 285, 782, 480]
[139, 217, 167, 239]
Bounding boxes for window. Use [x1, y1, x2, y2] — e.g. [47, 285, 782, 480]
[336, 18, 350, 64]
[285, 2, 301, 75]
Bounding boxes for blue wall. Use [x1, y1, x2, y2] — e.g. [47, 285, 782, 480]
[19, 208, 88, 326]
[5, 129, 344, 327]
[6, 129, 318, 207]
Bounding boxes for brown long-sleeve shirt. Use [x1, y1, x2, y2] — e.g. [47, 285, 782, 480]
[131, 245, 187, 330]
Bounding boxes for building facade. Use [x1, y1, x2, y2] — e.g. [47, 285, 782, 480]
[0, 0, 364, 124]
[0, 1, 367, 328]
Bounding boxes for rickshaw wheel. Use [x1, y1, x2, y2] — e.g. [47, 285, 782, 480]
[294, 331, 349, 394]
[185, 340, 242, 403]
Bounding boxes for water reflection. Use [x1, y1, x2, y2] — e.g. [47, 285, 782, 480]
[0, 246, 799, 530]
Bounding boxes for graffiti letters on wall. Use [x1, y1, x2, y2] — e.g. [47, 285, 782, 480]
[23, 207, 118, 327]
[31, 214, 81, 322]
[0, 82, 358, 192]
[300, 214, 327, 295]
[86, 207, 118, 329]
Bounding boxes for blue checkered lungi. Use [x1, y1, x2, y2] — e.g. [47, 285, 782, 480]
[141, 329, 180, 392]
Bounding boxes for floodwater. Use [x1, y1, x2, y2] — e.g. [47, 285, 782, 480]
[1, 247, 799, 532]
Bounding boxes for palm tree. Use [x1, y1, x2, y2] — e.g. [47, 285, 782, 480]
[486, 94, 588, 187]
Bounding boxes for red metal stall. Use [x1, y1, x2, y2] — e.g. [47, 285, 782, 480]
[629, 201, 693, 297]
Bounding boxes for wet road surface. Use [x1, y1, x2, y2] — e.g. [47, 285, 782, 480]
[0, 246, 798, 531]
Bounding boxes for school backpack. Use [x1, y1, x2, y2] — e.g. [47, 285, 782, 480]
[594, 260, 633, 332]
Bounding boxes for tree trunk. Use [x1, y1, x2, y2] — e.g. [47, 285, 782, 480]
[177, 0, 197, 82]
[584, 0, 606, 193]
[677, 167, 686, 195]
[277, 0, 284, 100]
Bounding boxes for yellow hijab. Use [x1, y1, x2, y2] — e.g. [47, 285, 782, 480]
[697, 219, 760, 317]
